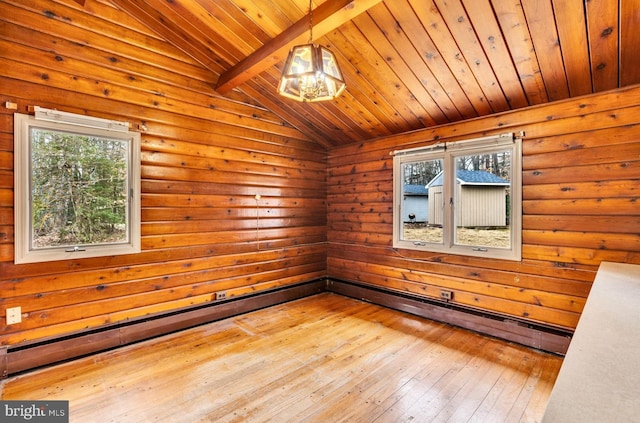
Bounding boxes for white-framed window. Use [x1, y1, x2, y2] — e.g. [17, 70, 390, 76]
[392, 133, 522, 261]
[14, 107, 141, 264]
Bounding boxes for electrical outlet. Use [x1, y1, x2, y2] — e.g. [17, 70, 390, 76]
[6, 306, 22, 325]
[440, 290, 453, 301]
[215, 292, 227, 301]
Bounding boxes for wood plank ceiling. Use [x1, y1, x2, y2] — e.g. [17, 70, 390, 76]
[108, 0, 640, 148]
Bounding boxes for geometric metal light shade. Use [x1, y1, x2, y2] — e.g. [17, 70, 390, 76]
[277, 43, 346, 102]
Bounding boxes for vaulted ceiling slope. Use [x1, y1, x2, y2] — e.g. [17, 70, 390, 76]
[110, 0, 640, 148]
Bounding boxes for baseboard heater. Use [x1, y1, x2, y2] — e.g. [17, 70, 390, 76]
[325, 278, 572, 355]
[2, 277, 571, 378]
[1, 280, 326, 378]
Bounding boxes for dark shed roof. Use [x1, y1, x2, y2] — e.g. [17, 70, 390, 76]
[427, 170, 509, 187]
[403, 184, 429, 195]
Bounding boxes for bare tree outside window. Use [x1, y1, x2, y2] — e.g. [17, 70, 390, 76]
[30, 129, 129, 248]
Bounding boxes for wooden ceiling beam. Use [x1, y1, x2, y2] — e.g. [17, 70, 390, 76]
[215, 0, 384, 94]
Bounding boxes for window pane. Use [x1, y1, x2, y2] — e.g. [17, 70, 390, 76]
[453, 151, 511, 249]
[392, 135, 521, 261]
[30, 128, 129, 250]
[401, 158, 443, 244]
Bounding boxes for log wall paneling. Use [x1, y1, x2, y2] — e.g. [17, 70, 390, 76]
[327, 85, 640, 332]
[0, 0, 327, 347]
[1, 0, 640, 359]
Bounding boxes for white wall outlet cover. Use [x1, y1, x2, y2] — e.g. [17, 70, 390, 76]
[7, 306, 22, 324]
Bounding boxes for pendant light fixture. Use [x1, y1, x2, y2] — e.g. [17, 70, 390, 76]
[277, 0, 346, 102]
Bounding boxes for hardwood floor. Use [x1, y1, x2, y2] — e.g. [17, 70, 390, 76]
[0, 293, 562, 422]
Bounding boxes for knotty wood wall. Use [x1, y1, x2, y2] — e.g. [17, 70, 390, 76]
[2, 0, 639, 353]
[327, 85, 640, 331]
[0, 0, 326, 347]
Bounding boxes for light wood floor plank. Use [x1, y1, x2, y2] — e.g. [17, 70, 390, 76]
[0, 293, 562, 422]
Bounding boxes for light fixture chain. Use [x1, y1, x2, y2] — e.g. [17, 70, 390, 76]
[308, 0, 313, 44]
